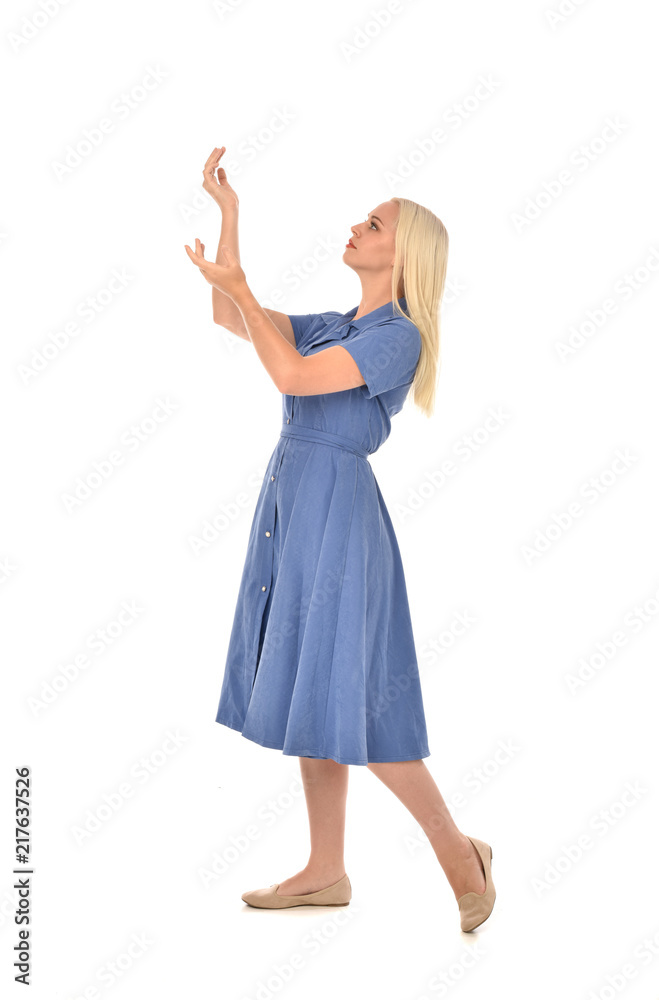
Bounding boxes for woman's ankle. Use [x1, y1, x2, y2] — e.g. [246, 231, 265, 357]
[431, 831, 472, 875]
[305, 860, 346, 880]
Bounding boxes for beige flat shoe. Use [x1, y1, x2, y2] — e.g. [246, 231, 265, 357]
[457, 836, 496, 932]
[241, 873, 352, 909]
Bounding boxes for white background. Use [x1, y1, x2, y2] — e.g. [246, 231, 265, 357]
[2, 0, 658, 997]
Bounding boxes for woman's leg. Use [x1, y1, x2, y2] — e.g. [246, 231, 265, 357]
[367, 759, 486, 900]
[276, 757, 349, 895]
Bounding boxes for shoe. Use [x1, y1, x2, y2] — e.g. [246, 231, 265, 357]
[457, 836, 495, 932]
[241, 873, 352, 909]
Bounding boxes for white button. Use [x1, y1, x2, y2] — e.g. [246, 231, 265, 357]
[265, 531, 271, 537]
[261, 585, 266, 591]
[287, 418, 290, 423]
[271, 475, 275, 481]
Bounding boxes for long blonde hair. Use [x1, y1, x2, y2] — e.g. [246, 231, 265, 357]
[389, 197, 448, 418]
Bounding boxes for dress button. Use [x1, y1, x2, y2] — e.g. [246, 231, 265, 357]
[261, 585, 266, 591]
[265, 531, 271, 537]
[271, 475, 275, 481]
[287, 418, 290, 423]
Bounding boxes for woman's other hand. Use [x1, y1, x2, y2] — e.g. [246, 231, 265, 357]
[184, 239, 246, 299]
[202, 146, 239, 211]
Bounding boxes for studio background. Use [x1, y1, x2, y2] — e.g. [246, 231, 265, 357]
[2, 0, 657, 997]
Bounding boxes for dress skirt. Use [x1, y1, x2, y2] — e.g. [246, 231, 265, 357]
[215, 422, 431, 766]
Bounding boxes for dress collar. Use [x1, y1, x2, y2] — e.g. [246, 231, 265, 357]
[337, 296, 408, 336]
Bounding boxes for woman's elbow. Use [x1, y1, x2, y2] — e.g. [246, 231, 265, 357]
[278, 360, 303, 396]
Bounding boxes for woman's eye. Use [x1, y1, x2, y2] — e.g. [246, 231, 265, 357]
[369, 221, 377, 230]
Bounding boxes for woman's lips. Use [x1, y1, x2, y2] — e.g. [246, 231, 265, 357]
[346, 240, 356, 249]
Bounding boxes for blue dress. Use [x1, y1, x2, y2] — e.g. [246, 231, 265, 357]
[215, 296, 431, 766]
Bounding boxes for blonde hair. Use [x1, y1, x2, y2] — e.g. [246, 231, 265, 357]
[389, 197, 448, 418]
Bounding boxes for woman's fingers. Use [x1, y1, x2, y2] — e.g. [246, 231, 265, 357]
[184, 241, 227, 273]
[202, 147, 226, 190]
[184, 243, 208, 268]
[184, 240, 205, 263]
[204, 146, 225, 169]
[203, 146, 226, 178]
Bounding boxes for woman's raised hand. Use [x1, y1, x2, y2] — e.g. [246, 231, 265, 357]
[202, 146, 239, 211]
[184, 239, 246, 299]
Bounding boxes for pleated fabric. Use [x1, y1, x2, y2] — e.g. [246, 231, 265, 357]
[215, 297, 431, 765]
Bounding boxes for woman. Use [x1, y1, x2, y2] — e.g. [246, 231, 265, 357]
[184, 146, 495, 932]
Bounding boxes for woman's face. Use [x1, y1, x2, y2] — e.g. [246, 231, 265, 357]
[343, 200, 400, 280]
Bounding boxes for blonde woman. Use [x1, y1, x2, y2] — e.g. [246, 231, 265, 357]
[185, 146, 495, 932]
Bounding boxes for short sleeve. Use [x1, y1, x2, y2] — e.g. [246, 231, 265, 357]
[288, 311, 343, 354]
[340, 319, 422, 398]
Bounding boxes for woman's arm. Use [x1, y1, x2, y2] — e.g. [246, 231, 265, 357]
[184, 241, 365, 393]
[200, 147, 296, 345]
[232, 282, 364, 395]
[200, 147, 246, 335]
[211, 206, 246, 333]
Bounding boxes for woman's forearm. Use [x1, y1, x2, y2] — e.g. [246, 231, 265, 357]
[212, 207, 245, 329]
[231, 284, 301, 393]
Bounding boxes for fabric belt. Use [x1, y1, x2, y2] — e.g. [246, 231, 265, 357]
[280, 422, 369, 460]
